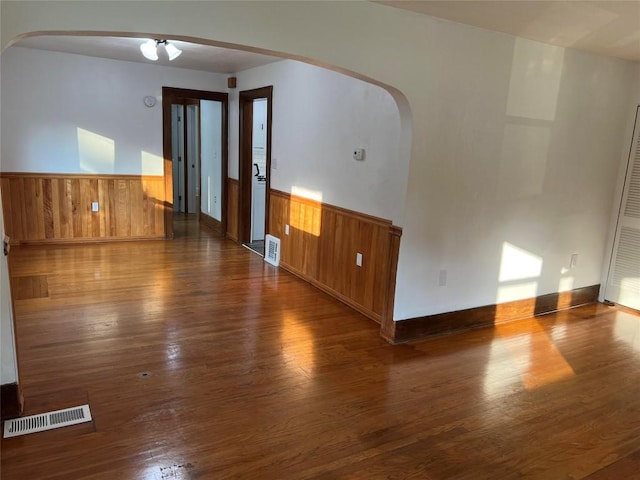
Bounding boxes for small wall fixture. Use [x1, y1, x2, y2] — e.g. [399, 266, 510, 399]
[140, 39, 182, 61]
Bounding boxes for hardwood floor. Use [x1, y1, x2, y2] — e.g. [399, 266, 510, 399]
[2, 215, 640, 479]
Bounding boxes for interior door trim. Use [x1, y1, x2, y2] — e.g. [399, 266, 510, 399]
[238, 86, 273, 245]
[162, 87, 229, 239]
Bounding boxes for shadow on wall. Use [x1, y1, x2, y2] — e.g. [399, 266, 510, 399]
[488, 40, 576, 317]
[77, 127, 164, 176]
[494, 39, 578, 320]
[437, 35, 593, 393]
[497, 40, 564, 199]
[394, 38, 613, 350]
[0, 127, 166, 242]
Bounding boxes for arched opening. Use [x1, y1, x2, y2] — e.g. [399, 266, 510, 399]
[1, 32, 413, 225]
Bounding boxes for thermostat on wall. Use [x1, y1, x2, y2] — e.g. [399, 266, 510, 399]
[143, 95, 157, 107]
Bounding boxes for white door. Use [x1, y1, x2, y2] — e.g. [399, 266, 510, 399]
[251, 98, 267, 242]
[605, 106, 640, 310]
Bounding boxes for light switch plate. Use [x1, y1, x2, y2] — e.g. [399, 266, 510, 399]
[91, 202, 99, 212]
[570, 253, 578, 269]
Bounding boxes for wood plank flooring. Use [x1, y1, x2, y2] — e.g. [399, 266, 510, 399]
[2, 215, 640, 479]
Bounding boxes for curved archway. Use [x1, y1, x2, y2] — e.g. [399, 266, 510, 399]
[3, 30, 413, 226]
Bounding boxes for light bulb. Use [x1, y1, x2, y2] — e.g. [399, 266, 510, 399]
[165, 42, 182, 61]
[140, 39, 158, 61]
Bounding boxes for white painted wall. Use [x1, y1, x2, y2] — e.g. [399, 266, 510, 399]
[1, 2, 638, 324]
[394, 40, 637, 319]
[229, 60, 406, 224]
[200, 100, 223, 220]
[0, 193, 18, 385]
[1, 47, 227, 175]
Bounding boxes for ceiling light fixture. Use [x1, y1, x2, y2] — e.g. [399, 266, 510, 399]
[140, 39, 182, 61]
[164, 42, 182, 61]
[140, 39, 158, 61]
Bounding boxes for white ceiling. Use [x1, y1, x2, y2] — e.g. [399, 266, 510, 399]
[377, 0, 640, 62]
[13, 35, 283, 74]
[10, 2, 640, 70]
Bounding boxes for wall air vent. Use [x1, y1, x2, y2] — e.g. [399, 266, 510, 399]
[3, 404, 92, 438]
[264, 234, 281, 267]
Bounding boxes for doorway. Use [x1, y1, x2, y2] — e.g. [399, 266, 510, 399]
[171, 100, 199, 214]
[604, 105, 640, 311]
[239, 86, 273, 255]
[162, 87, 228, 239]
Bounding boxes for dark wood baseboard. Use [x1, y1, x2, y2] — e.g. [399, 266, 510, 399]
[1, 383, 23, 420]
[10, 235, 165, 246]
[199, 212, 223, 234]
[388, 284, 601, 344]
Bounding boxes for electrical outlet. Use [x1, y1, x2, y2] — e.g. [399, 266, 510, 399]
[272, 157, 278, 170]
[91, 202, 99, 212]
[438, 269, 447, 287]
[214, 196, 217, 204]
[353, 148, 365, 161]
[285, 224, 290, 235]
[356, 252, 363, 267]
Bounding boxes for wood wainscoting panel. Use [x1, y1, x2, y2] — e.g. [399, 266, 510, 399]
[380, 226, 403, 342]
[226, 178, 239, 241]
[287, 194, 321, 279]
[0, 173, 165, 244]
[269, 189, 399, 323]
[318, 208, 390, 318]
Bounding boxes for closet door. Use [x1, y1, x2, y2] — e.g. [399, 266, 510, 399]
[606, 106, 640, 310]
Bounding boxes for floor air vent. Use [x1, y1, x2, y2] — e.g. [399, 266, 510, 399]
[3, 404, 92, 438]
[264, 234, 280, 267]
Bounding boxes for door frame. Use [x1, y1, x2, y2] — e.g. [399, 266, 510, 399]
[162, 87, 228, 239]
[238, 86, 273, 244]
[183, 99, 200, 215]
[171, 100, 200, 214]
[603, 104, 640, 306]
